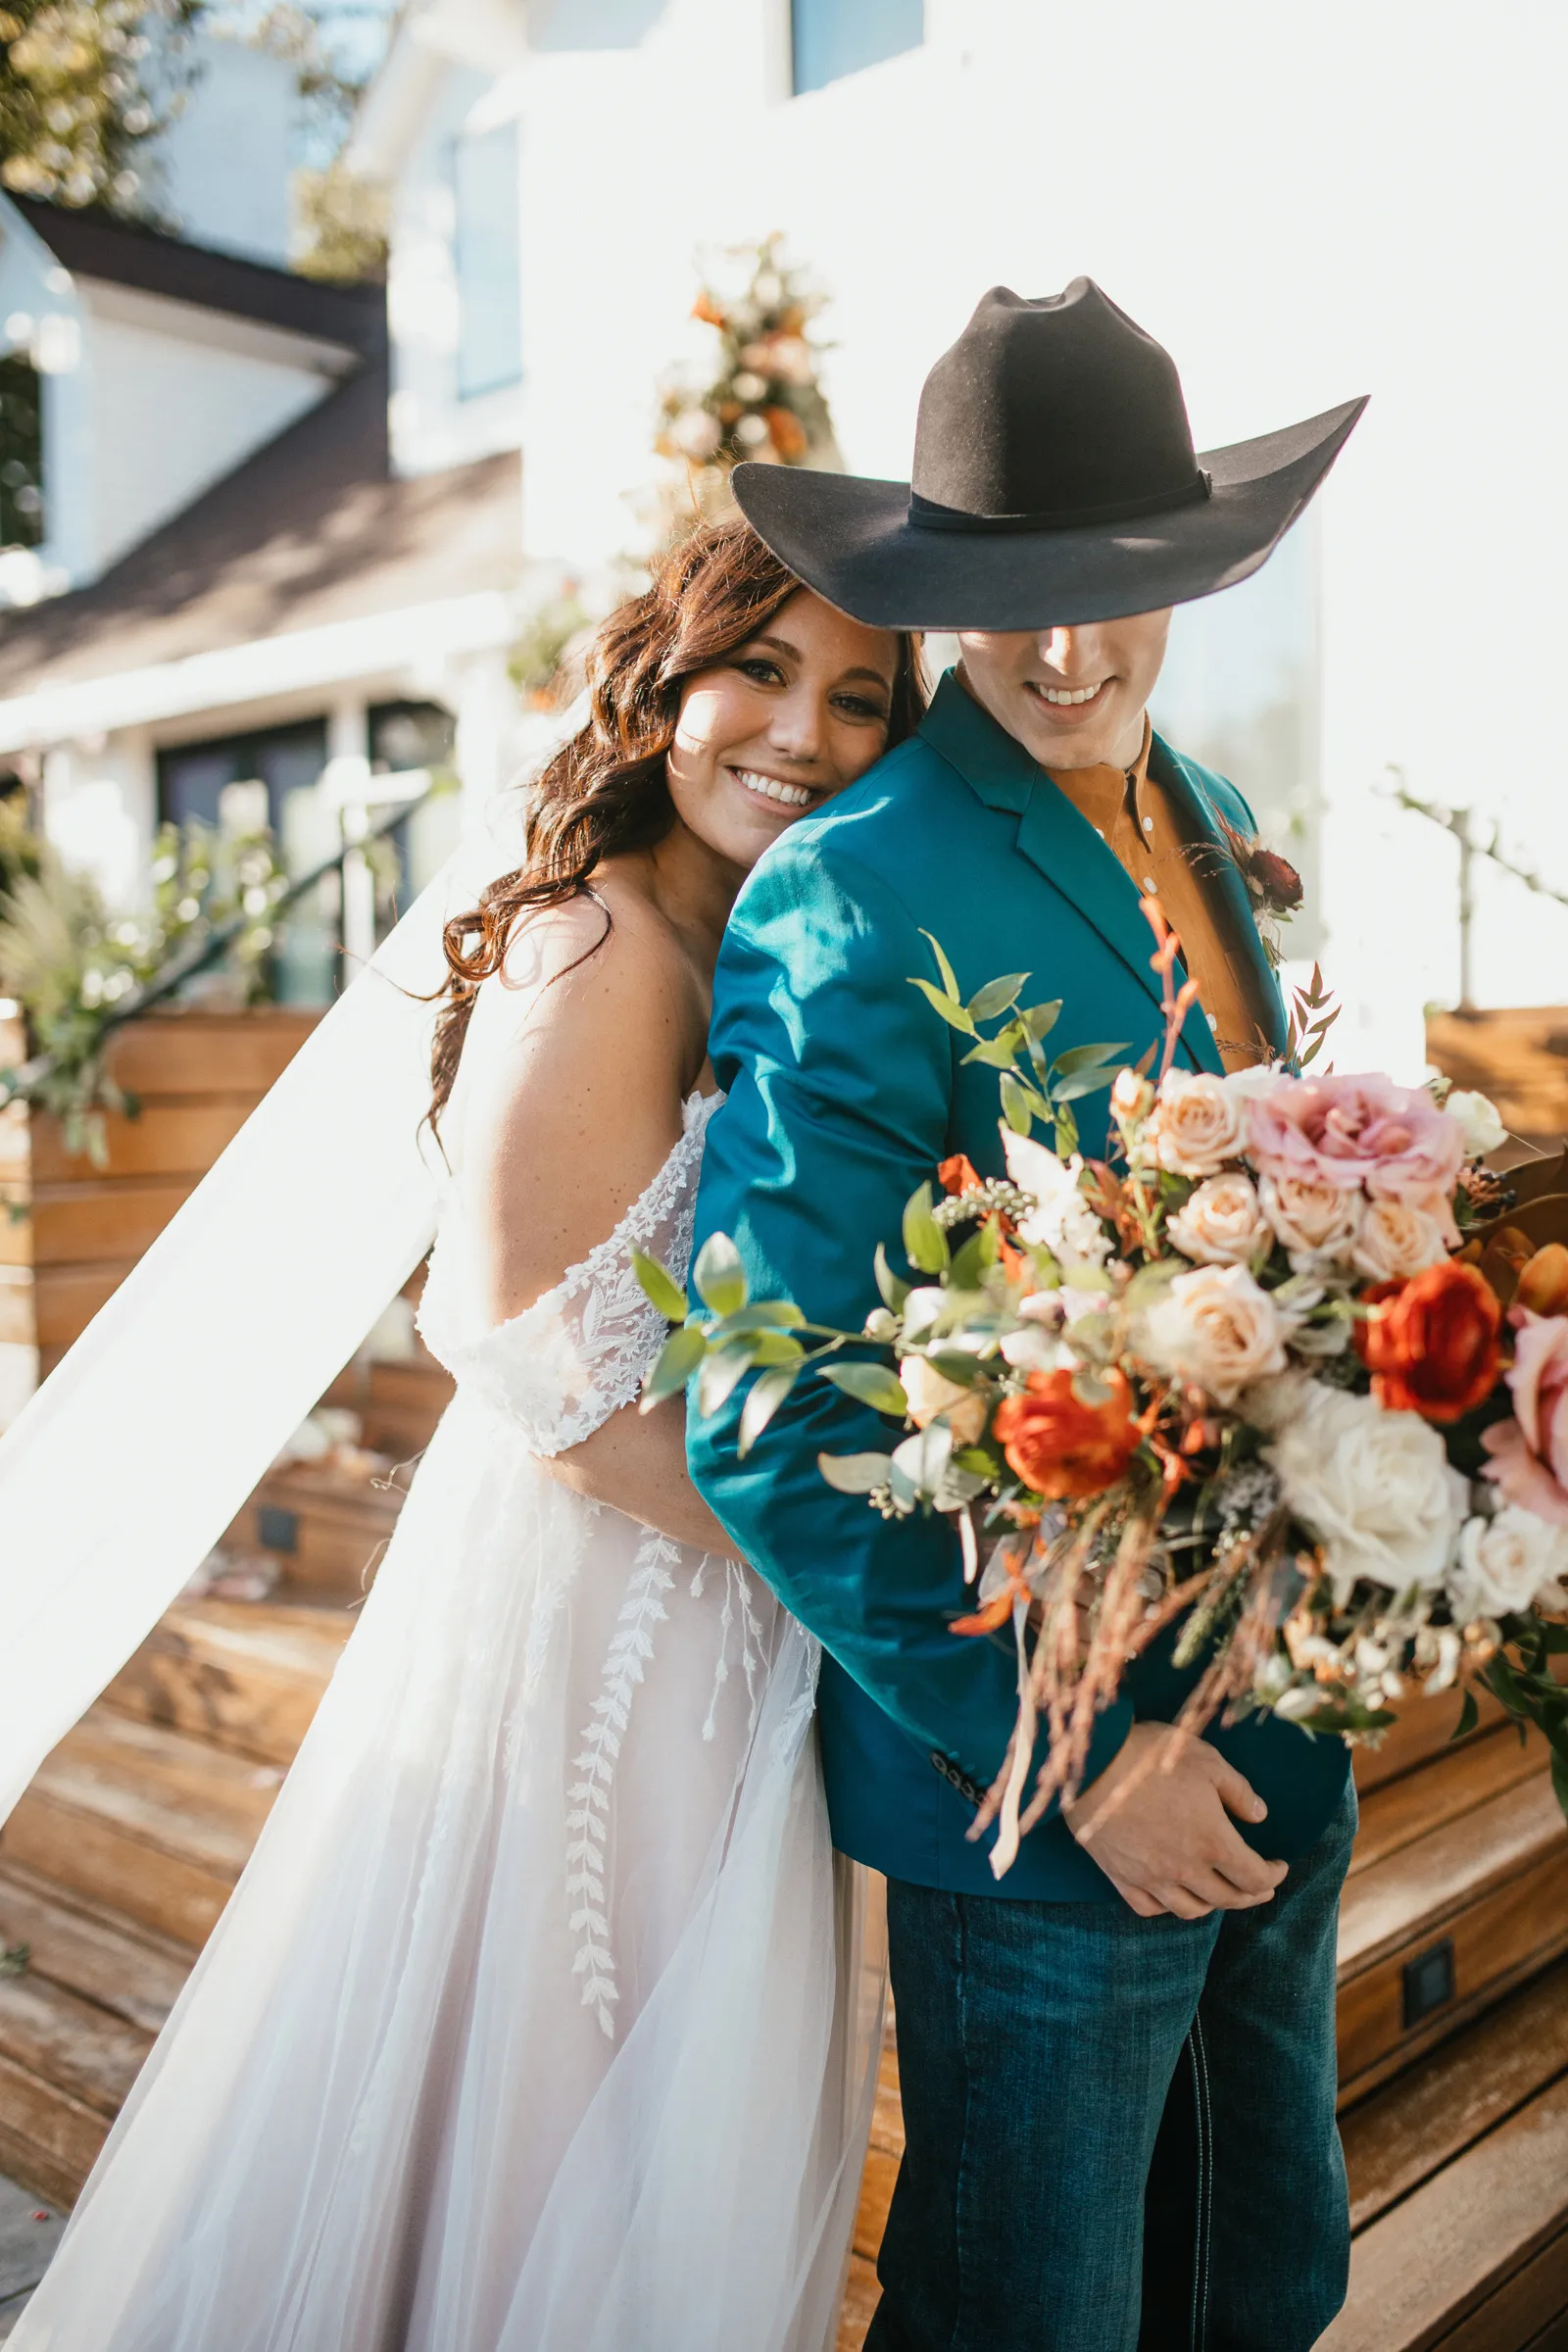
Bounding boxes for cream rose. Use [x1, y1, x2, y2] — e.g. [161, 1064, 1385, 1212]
[1148, 1069, 1249, 1178]
[1257, 1172, 1361, 1270]
[900, 1356, 989, 1446]
[1166, 1174, 1271, 1266]
[1445, 1089, 1507, 1157]
[1265, 1383, 1467, 1599]
[1351, 1198, 1448, 1283]
[1139, 1263, 1288, 1404]
[1452, 1505, 1568, 1619]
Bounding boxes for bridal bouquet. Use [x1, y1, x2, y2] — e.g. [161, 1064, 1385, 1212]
[637, 908, 1568, 1873]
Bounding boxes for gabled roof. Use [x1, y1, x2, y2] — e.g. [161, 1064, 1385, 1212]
[0, 352, 520, 703]
[5, 195, 385, 358]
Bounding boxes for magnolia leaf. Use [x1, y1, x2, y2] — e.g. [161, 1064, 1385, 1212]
[641, 1322, 708, 1406]
[918, 928, 961, 1001]
[966, 971, 1030, 1021]
[1023, 1000, 1062, 1041]
[874, 1243, 910, 1312]
[1053, 1040, 1131, 1077]
[1000, 1070, 1035, 1136]
[738, 1362, 800, 1457]
[692, 1232, 748, 1318]
[629, 1246, 689, 1325]
[697, 1343, 759, 1417]
[817, 1450, 895, 1494]
[903, 1182, 950, 1275]
[908, 976, 977, 1035]
[821, 1361, 910, 1416]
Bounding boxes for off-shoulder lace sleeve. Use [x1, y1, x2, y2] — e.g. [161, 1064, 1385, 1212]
[418, 1093, 719, 1455]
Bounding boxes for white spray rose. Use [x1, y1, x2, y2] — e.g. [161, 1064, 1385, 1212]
[1167, 1174, 1271, 1266]
[1140, 1263, 1289, 1404]
[899, 1356, 988, 1446]
[1002, 1128, 1111, 1267]
[1351, 1198, 1448, 1283]
[1266, 1384, 1468, 1600]
[1444, 1089, 1507, 1157]
[1452, 1505, 1568, 1619]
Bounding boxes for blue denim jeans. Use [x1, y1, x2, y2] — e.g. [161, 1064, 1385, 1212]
[864, 1781, 1356, 2352]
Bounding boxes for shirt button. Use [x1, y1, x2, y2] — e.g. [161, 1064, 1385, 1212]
[1208, 1012, 1220, 1029]
[1142, 814, 1155, 832]
[1142, 875, 1156, 892]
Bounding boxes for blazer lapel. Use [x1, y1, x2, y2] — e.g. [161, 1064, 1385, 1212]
[920, 675, 1223, 1075]
[1151, 733, 1290, 1061]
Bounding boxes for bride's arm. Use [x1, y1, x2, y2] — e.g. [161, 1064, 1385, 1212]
[449, 895, 740, 1556]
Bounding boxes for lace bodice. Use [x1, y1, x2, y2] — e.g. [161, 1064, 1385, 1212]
[417, 1091, 720, 1454]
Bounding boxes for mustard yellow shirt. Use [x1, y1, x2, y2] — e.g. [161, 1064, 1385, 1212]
[1045, 718, 1274, 1073]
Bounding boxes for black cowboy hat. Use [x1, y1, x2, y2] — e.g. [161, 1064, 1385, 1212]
[731, 279, 1366, 631]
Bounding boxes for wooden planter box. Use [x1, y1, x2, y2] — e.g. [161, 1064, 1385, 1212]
[1426, 1005, 1568, 1148]
[0, 1007, 318, 1422]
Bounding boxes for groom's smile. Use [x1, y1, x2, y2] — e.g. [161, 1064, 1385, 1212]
[956, 610, 1174, 773]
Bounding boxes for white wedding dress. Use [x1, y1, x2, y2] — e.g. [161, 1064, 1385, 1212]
[13, 1090, 880, 2352]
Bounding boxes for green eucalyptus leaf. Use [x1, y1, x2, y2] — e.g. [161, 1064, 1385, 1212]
[917, 929, 961, 1001]
[1023, 1000, 1062, 1041]
[966, 971, 1030, 1021]
[908, 977, 977, 1035]
[747, 1330, 806, 1366]
[641, 1322, 709, 1406]
[949, 1223, 999, 1288]
[821, 1361, 910, 1416]
[1053, 1102, 1080, 1157]
[903, 1182, 950, 1275]
[697, 1343, 760, 1417]
[1053, 1040, 1131, 1077]
[817, 1450, 895, 1494]
[874, 1243, 910, 1312]
[629, 1247, 690, 1325]
[961, 1027, 1028, 1070]
[738, 1362, 801, 1457]
[1054, 1067, 1124, 1102]
[710, 1300, 807, 1336]
[692, 1233, 748, 1318]
[1000, 1070, 1034, 1136]
[1451, 1688, 1480, 1741]
[926, 1348, 985, 1386]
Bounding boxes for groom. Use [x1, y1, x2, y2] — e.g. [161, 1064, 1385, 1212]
[688, 283, 1366, 2350]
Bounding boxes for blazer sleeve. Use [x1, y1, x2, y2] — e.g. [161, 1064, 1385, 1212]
[686, 832, 1132, 1803]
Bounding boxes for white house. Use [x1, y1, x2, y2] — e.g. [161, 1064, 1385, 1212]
[4, 0, 1567, 1062]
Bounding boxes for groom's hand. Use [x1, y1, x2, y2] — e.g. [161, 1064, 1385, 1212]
[1061, 1723, 1289, 1920]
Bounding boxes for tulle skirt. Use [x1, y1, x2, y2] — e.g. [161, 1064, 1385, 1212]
[13, 1392, 882, 2350]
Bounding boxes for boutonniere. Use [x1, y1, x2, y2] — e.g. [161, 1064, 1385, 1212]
[1215, 816, 1303, 967]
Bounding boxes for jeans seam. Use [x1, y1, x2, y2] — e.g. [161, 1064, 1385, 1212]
[1190, 2009, 1214, 2352]
[950, 1897, 975, 2352]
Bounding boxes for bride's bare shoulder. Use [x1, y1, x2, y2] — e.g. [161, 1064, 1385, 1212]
[447, 889, 704, 1320]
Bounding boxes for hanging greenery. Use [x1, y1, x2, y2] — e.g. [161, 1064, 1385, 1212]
[653, 232, 839, 544]
[0, 0, 204, 215]
[0, 798, 287, 1160]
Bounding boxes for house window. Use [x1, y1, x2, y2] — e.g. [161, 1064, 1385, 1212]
[0, 353, 44, 550]
[453, 122, 523, 399]
[791, 0, 923, 94]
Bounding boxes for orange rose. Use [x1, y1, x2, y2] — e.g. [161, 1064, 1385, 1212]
[992, 1367, 1140, 1500]
[939, 1153, 982, 1198]
[1355, 1258, 1502, 1423]
[764, 406, 808, 462]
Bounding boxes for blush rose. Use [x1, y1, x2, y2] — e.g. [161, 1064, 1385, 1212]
[1247, 1073, 1465, 1212]
[1481, 1308, 1568, 1528]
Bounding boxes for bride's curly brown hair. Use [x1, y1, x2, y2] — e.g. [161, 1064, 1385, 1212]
[428, 516, 926, 1128]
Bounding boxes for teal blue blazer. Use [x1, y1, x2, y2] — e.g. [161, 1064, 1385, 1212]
[688, 672, 1349, 1898]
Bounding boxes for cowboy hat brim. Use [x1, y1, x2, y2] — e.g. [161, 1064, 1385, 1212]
[731, 396, 1367, 632]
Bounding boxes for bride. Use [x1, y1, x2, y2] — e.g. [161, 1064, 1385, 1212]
[10, 518, 923, 2351]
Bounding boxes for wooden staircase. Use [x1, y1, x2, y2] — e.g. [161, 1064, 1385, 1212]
[838, 1698, 1568, 2352]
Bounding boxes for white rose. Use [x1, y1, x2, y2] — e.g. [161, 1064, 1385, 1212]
[1266, 1384, 1467, 1600]
[1140, 1263, 1289, 1404]
[1148, 1069, 1249, 1177]
[1351, 1197, 1448, 1283]
[899, 1355, 988, 1446]
[1445, 1088, 1507, 1157]
[999, 1322, 1065, 1373]
[1167, 1174, 1271, 1266]
[1002, 1128, 1111, 1267]
[1257, 1172, 1361, 1271]
[1452, 1505, 1568, 1618]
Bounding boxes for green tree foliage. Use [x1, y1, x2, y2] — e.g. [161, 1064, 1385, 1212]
[0, 0, 204, 216]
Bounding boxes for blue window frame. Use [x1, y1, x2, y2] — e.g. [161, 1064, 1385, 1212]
[791, 0, 923, 94]
[453, 122, 523, 400]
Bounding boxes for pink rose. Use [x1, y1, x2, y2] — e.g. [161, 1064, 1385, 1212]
[1245, 1073, 1465, 1208]
[1482, 1309, 1568, 1529]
